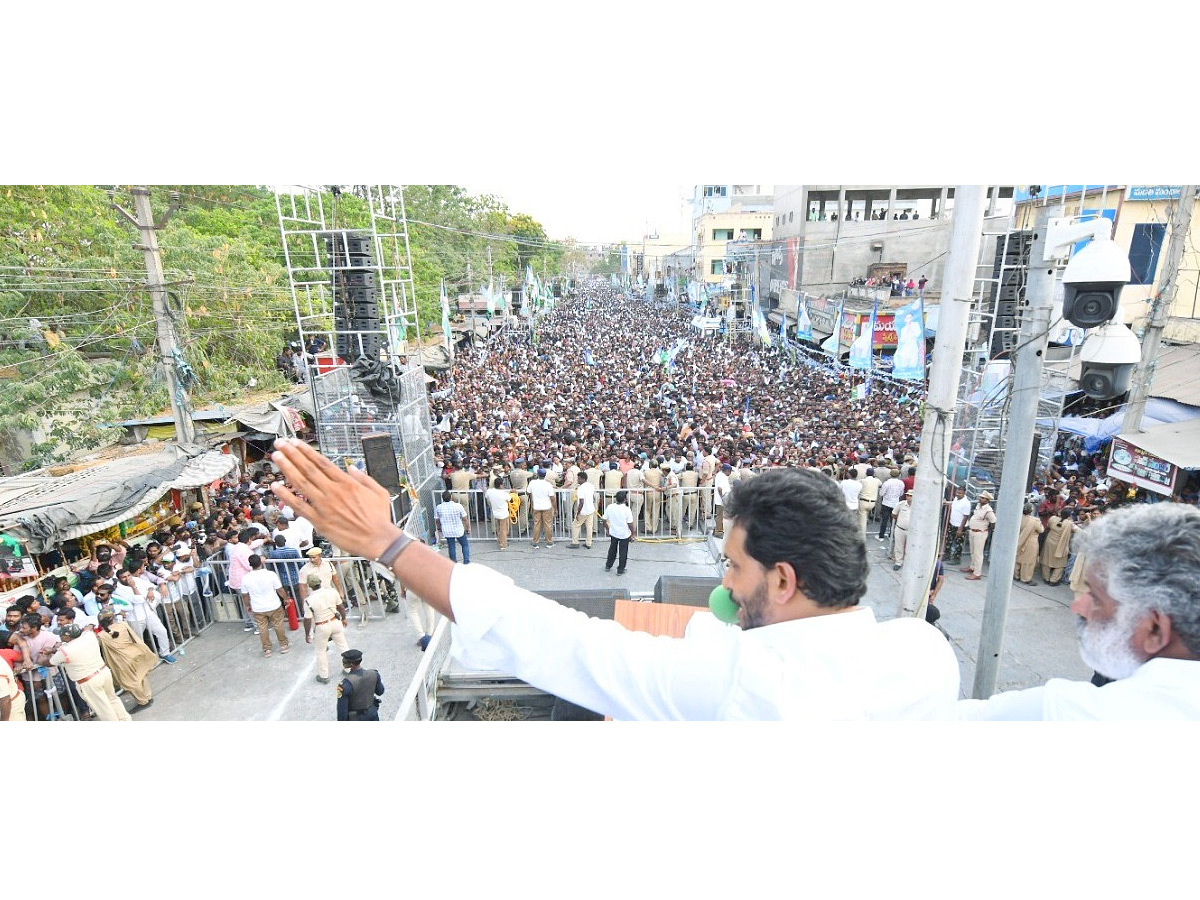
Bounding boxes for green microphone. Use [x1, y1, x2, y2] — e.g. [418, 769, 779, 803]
[708, 585, 739, 624]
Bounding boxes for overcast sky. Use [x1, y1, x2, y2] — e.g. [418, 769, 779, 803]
[462, 181, 694, 245]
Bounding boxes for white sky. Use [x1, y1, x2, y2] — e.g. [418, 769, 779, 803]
[462, 181, 694, 245]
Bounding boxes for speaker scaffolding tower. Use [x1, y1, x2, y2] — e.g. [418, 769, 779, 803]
[948, 216, 1079, 503]
[275, 185, 439, 541]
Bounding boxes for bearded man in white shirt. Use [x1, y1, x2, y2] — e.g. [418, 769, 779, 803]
[269, 439, 959, 721]
[957, 503, 1200, 720]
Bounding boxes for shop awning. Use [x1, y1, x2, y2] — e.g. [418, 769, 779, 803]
[1116, 419, 1200, 470]
[0, 448, 234, 554]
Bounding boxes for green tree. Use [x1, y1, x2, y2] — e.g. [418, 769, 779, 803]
[0, 184, 560, 470]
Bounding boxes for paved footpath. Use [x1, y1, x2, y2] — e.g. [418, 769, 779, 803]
[131, 530, 1089, 719]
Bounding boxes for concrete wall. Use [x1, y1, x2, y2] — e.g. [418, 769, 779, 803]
[799, 218, 953, 294]
[697, 211, 773, 284]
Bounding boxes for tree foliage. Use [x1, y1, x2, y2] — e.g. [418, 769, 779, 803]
[0, 184, 558, 470]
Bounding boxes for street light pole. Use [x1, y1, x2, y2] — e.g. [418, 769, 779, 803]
[971, 207, 1059, 699]
[112, 186, 196, 446]
[1124, 186, 1195, 434]
[898, 186, 987, 618]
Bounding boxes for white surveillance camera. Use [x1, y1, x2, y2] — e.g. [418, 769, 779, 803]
[1062, 237, 1131, 328]
[1078, 321, 1141, 399]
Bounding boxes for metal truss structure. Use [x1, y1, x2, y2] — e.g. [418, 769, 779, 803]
[949, 221, 1079, 499]
[275, 185, 440, 532]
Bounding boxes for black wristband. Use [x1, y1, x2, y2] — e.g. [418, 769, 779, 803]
[374, 532, 413, 568]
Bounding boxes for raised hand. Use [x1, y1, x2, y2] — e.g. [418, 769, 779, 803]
[268, 438, 399, 561]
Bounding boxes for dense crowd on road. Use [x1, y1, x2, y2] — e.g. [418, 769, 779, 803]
[429, 280, 927, 505]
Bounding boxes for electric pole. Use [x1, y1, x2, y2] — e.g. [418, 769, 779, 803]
[1123, 185, 1195, 433]
[898, 186, 988, 619]
[971, 206, 1059, 699]
[111, 186, 196, 445]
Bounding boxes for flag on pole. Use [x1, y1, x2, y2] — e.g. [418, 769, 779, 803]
[850, 299, 877, 371]
[795, 295, 814, 342]
[440, 279, 452, 353]
[822, 298, 846, 357]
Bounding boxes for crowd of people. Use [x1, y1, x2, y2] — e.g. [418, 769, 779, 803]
[428, 282, 929, 541]
[6, 278, 1198, 722]
[0, 470, 351, 720]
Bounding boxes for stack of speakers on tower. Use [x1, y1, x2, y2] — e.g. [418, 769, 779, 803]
[987, 230, 1033, 359]
[326, 231, 380, 361]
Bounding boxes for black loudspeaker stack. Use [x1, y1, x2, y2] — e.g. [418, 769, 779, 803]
[326, 231, 380, 361]
[361, 432, 401, 495]
[987, 230, 1033, 359]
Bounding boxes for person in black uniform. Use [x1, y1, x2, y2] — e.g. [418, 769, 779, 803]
[336, 648, 384, 721]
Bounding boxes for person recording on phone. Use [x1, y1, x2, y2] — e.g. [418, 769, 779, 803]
[269, 439, 958, 721]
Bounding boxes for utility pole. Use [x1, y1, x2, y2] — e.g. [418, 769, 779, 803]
[111, 186, 196, 445]
[898, 186, 988, 619]
[1123, 185, 1195, 433]
[971, 206, 1059, 699]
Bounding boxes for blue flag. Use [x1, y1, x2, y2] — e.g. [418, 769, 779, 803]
[795, 296, 814, 342]
[849, 301, 876, 371]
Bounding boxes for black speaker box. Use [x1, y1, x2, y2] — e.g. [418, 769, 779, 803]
[361, 433, 401, 495]
[653, 575, 723, 607]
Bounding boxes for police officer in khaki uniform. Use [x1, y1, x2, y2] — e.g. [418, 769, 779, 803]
[336, 649, 384, 721]
[0, 653, 26, 722]
[508, 460, 530, 535]
[303, 572, 349, 684]
[48, 625, 130, 722]
[679, 463, 700, 532]
[858, 466, 882, 535]
[698, 449, 718, 526]
[602, 459, 624, 517]
[449, 464, 474, 526]
[891, 489, 914, 570]
[662, 463, 682, 536]
[963, 491, 997, 580]
[642, 462, 664, 534]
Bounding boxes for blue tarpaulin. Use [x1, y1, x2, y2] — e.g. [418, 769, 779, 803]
[1041, 397, 1200, 454]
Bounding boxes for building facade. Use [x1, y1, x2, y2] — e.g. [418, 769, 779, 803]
[1013, 185, 1200, 340]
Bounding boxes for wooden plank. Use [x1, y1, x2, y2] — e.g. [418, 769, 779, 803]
[614, 599, 703, 639]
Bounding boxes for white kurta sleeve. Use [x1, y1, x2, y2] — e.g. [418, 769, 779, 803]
[447, 563, 738, 720]
[955, 686, 1048, 720]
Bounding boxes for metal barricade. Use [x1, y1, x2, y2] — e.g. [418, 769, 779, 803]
[19, 664, 82, 722]
[437, 487, 715, 545]
[197, 554, 404, 628]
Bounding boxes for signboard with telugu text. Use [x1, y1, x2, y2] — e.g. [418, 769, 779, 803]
[1108, 437, 1178, 497]
[1126, 186, 1183, 202]
[838, 311, 897, 350]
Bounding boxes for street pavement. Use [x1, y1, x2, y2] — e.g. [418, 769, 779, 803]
[129, 524, 1090, 719]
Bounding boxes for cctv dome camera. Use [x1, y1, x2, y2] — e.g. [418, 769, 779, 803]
[1078, 320, 1141, 399]
[1062, 238, 1131, 328]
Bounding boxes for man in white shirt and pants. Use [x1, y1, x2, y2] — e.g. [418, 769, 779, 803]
[270, 440, 960, 721]
[958, 503, 1200, 720]
[569, 471, 597, 550]
[241, 553, 290, 658]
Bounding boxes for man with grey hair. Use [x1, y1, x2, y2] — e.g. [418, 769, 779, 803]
[957, 503, 1200, 719]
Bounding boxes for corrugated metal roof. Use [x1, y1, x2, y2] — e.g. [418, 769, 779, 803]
[1117, 418, 1200, 469]
[1068, 341, 1200, 407]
